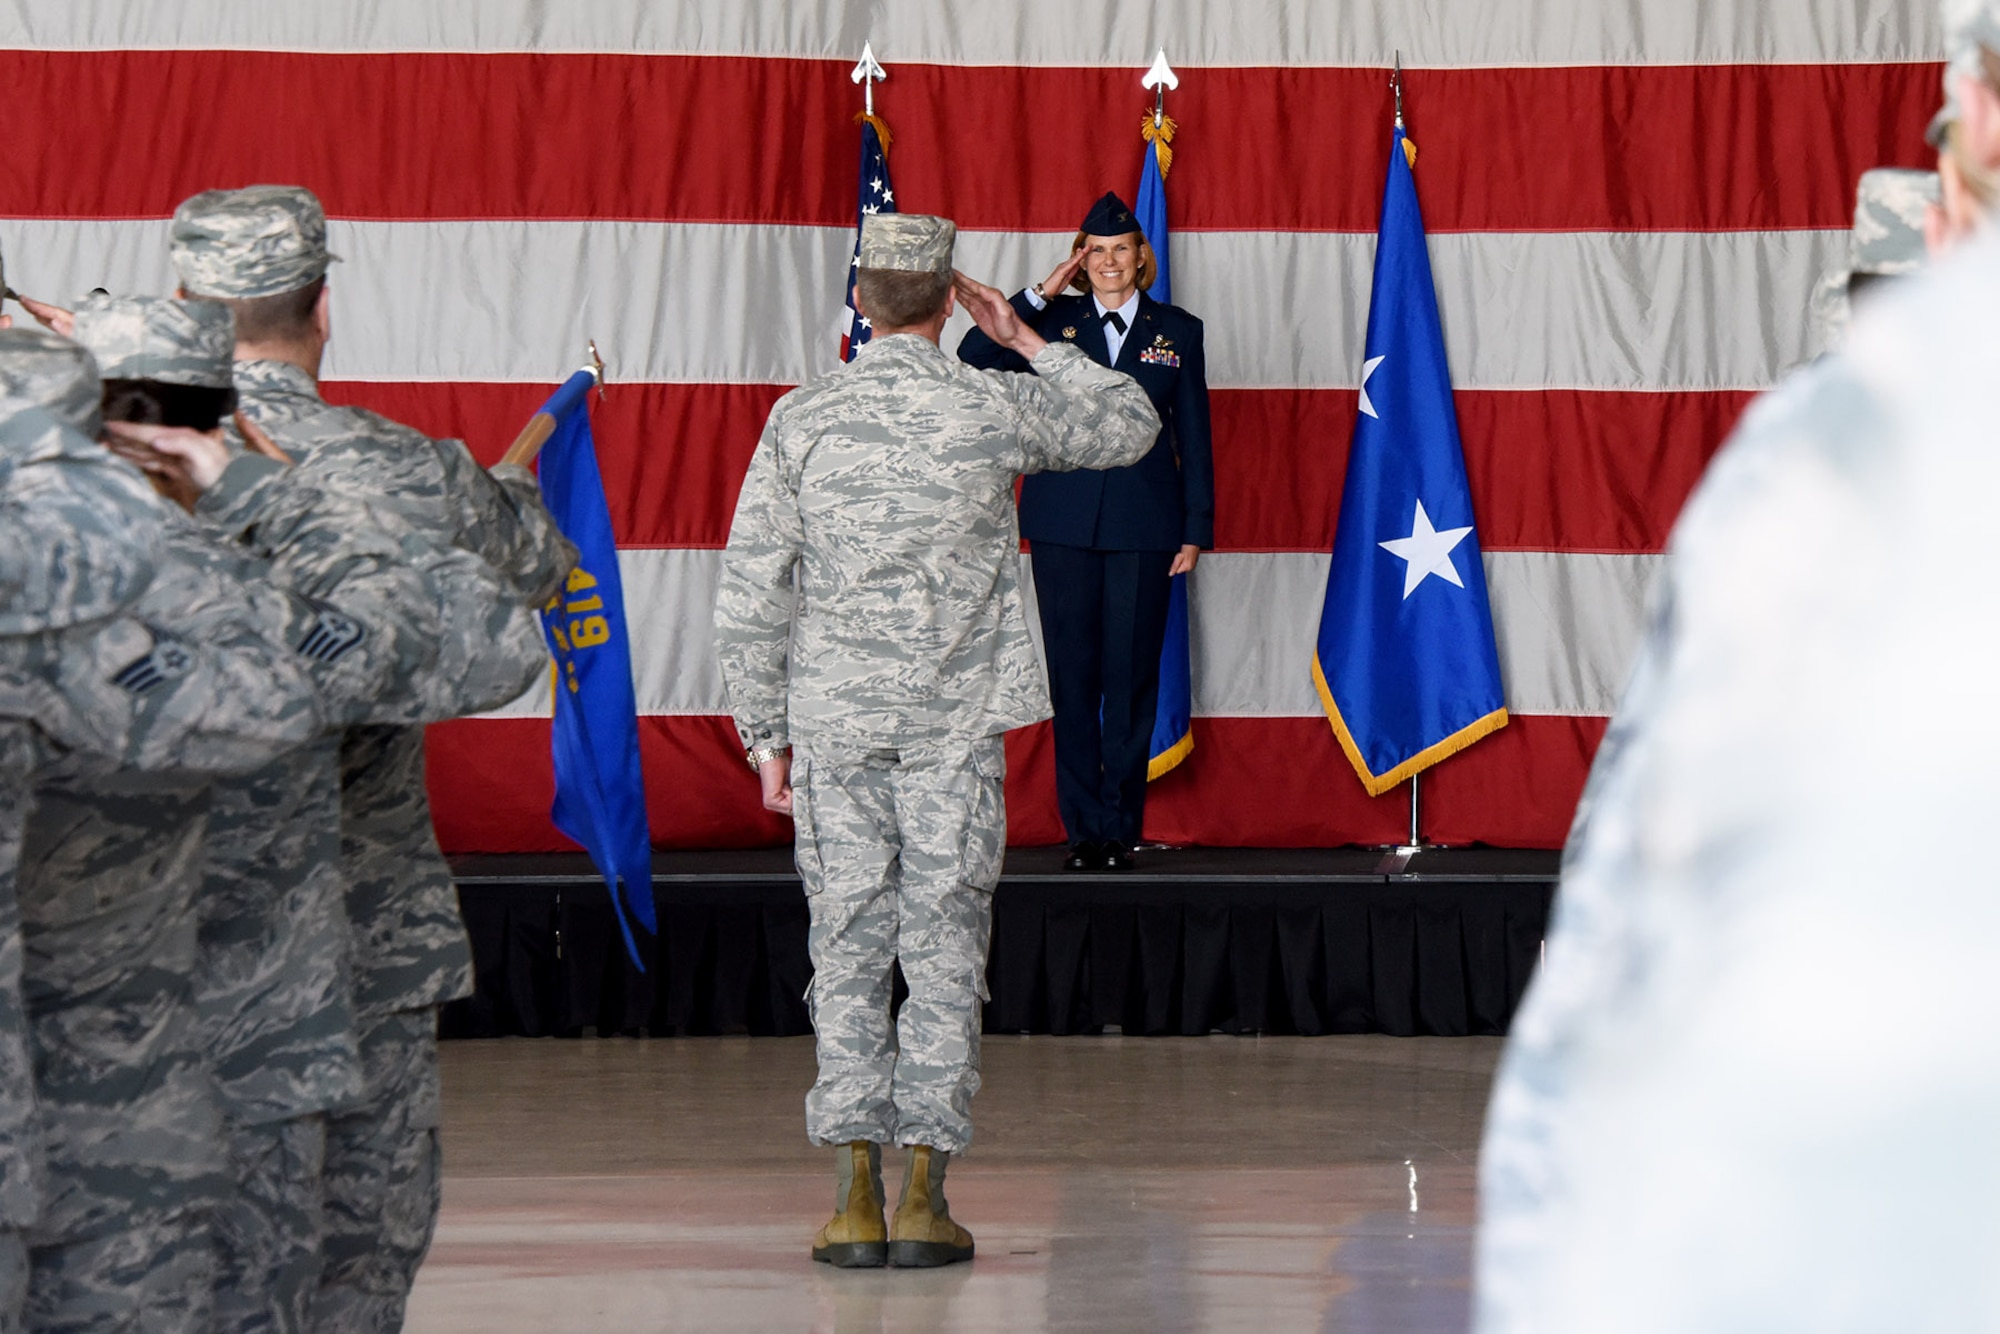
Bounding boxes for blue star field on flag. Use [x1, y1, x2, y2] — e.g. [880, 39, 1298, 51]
[841, 116, 896, 362]
[1312, 125, 1508, 796]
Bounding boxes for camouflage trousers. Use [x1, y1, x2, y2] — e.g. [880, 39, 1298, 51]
[311, 1007, 441, 1334]
[212, 1113, 326, 1334]
[21, 878, 223, 1334]
[794, 735, 1005, 1154]
[0, 1232, 24, 1333]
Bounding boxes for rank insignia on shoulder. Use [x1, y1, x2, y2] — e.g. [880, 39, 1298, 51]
[1062, 327, 1078, 340]
[112, 638, 195, 694]
[297, 602, 366, 664]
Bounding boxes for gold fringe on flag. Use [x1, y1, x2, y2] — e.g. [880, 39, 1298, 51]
[855, 111, 893, 154]
[1140, 111, 1178, 178]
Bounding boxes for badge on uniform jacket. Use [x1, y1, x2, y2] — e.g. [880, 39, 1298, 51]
[1140, 334, 1181, 368]
[1061, 326, 1078, 341]
[296, 599, 366, 664]
[112, 638, 194, 694]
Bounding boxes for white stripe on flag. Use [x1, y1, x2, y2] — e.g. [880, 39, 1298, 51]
[2, 0, 1940, 67]
[3, 218, 1843, 392]
[481, 547, 1659, 722]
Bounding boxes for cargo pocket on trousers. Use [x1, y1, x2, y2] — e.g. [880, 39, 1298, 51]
[959, 737, 1007, 1004]
[790, 756, 823, 888]
[791, 756, 824, 1020]
[958, 738, 1006, 895]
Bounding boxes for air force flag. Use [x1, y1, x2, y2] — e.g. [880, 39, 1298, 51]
[1313, 125, 1508, 797]
[536, 369, 658, 965]
[1136, 119, 1195, 781]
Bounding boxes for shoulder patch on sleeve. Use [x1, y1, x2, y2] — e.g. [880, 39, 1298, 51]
[112, 637, 195, 694]
[295, 599, 367, 664]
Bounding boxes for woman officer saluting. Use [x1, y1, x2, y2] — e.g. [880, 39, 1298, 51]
[959, 191, 1213, 871]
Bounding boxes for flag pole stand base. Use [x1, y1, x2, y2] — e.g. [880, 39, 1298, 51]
[1383, 774, 1425, 859]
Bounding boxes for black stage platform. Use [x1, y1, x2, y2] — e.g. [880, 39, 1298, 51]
[443, 847, 1558, 1041]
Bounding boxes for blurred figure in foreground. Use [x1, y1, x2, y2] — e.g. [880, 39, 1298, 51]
[1474, 207, 2000, 1333]
[1809, 168, 1939, 356]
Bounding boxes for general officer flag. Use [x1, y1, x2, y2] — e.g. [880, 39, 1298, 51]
[1138, 118, 1195, 781]
[841, 115, 896, 361]
[536, 369, 657, 965]
[1313, 124, 1508, 797]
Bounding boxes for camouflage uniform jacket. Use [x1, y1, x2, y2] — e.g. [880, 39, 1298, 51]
[232, 358, 577, 1017]
[190, 458, 552, 1123]
[0, 418, 310, 1232]
[14, 486, 552, 1232]
[715, 336, 1159, 754]
[1476, 318, 1994, 1328]
[0, 729, 42, 1230]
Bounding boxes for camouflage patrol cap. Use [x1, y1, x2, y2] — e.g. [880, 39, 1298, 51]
[71, 295, 235, 389]
[170, 185, 341, 299]
[1928, 47, 1979, 148]
[0, 328, 101, 437]
[1851, 169, 1940, 275]
[859, 213, 956, 275]
[1931, 0, 2000, 146]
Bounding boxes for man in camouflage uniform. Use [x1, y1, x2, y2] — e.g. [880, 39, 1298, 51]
[71, 293, 554, 1332]
[0, 334, 337, 1333]
[0, 323, 550, 1331]
[1809, 168, 1940, 355]
[170, 184, 576, 1329]
[1472, 40, 2000, 1327]
[714, 213, 1158, 1269]
[0, 253, 173, 1325]
[1928, 0, 2000, 249]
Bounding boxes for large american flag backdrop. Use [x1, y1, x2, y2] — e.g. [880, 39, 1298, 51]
[1, 3, 1941, 853]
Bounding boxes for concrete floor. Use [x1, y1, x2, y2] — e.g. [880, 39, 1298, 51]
[408, 1034, 1501, 1333]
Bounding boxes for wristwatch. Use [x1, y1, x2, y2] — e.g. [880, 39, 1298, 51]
[746, 743, 791, 771]
[1031, 282, 1047, 298]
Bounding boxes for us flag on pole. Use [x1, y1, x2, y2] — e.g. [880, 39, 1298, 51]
[840, 115, 895, 362]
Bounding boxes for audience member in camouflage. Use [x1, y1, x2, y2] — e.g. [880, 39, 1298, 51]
[1475, 224, 2000, 1332]
[0, 725, 35, 1333]
[74, 293, 551, 1331]
[716, 213, 1157, 1266]
[0, 322, 540, 1331]
[172, 182, 576, 1328]
[1810, 168, 1940, 354]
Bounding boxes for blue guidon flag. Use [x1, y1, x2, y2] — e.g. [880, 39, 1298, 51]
[1312, 122, 1508, 797]
[1136, 120, 1194, 781]
[534, 369, 657, 965]
[841, 113, 897, 361]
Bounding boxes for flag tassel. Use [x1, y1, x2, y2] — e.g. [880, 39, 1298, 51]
[1312, 657, 1508, 798]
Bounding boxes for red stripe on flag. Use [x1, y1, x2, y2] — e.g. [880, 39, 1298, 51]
[328, 380, 1745, 553]
[1416, 714, 1609, 849]
[0, 50, 1936, 232]
[1219, 387, 1755, 554]
[427, 714, 1601, 854]
[321, 380, 787, 551]
[425, 715, 795, 854]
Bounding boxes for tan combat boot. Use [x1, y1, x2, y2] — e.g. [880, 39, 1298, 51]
[887, 1144, 975, 1267]
[811, 1141, 887, 1267]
